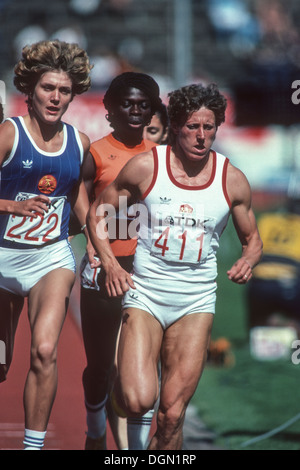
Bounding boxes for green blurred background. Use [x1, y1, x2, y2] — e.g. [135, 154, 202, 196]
[191, 217, 300, 451]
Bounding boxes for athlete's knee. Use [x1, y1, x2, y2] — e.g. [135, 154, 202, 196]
[158, 398, 186, 433]
[113, 387, 156, 417]
[31, 341, 58, 373]
[129, 393, 156, 416]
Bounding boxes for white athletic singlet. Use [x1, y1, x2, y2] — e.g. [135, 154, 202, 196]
[122, 145, 232, 328]
[134, 145, 231, 282]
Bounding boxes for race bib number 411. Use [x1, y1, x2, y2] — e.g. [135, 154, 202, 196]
[150, 204, 216, 265]
[4, 192, 66, 246]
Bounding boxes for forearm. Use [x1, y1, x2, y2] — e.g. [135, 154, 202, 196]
[228, 207, 263, 283]
[240, 232, 263, 269]
[86, 199, 135, 296]
[0, 199, 15, 214]
[86, 198, 116, 269]
[0, 196, 50, 217]
[72, 181, 90, 237]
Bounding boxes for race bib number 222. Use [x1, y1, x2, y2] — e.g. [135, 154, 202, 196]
[4, 192, 66, 246]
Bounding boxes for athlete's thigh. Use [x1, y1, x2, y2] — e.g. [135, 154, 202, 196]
[28, 268, 75, 346]
[117, 307, 163, 395]
[160, 312, 214, 406]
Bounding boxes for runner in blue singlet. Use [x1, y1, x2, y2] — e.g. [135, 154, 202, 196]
[0, 39, 93, 451]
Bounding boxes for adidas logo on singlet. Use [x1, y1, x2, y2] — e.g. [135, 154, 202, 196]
[160, 197, 171, 204]
[22, 159, 33, 169]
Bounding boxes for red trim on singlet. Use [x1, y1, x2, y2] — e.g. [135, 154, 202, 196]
[166, 148, 217, 191]
[222, 157, 232, 209]
[140, 146, 159, 200]
[92, 267, 98, 287]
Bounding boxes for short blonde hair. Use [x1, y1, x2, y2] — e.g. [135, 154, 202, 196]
[14, 40, 93, 96]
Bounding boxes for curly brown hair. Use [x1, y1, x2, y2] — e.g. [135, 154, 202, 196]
[14, 40, 93, 97]
[167, 83, 227, 143]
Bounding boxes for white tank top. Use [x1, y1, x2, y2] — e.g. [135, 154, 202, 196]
[131, 145, 232, 285]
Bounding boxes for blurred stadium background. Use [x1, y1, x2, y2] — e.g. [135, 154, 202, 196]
[1, 0, 300, 450]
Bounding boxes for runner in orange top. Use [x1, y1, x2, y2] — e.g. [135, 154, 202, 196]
[79, 72, 162, 450]
[89, 132, 155, 257]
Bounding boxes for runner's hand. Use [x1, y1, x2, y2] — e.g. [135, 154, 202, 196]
[86, 240, 101, 268]
[105, 264, 135, 297]
[227, 257, 252, 284]
[13, 195, 51, 217]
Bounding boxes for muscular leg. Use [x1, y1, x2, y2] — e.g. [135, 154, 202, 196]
[0, 289, 24, 383]
[81, 288, 122, 405]
[80, 288, 123, 448]
[115, 308, 163, 417]
[24, 268, 75, 431]
[149, 312, 214, 450]
[81, 255, 134, 449]
[105, 326, 129, 450]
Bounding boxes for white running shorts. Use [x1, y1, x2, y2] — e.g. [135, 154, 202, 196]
[122, 273, 217, 329]
[0, 240, 76, 297]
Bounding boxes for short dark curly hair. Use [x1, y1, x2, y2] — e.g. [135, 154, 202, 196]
[14, 40, 93, 98]
[167, 83, 227, 136]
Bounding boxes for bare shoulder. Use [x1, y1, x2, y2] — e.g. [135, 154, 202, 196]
[0, 119, 16, 139]
[78, 130, 91, 154]
[119, 149, 155, 184]
[0, 119, 16, 164]
[226, 161, 251, 205]
[112, 149, 155, 200]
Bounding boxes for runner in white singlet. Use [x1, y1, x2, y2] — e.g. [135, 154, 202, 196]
[87, 83, 263, 450]
[122, 146, 230, 328]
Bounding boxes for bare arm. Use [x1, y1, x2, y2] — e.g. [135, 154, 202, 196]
[68, 150, 96, 234]
[226, 164, 263, 284]
[87, 150, 154, 296]
[71, 132, 91, 229]
[82, 151, 96, 201]
[0, 120, 51, 216]
[71, 132, 101, 266]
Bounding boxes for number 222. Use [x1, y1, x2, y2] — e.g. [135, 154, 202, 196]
[6, 213, 59, 243]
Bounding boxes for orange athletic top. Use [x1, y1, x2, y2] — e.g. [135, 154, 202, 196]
[90, 132, 156, 256]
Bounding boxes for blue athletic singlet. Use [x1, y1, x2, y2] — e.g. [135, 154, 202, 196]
[0, 117, 84, 249]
